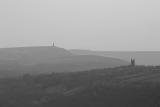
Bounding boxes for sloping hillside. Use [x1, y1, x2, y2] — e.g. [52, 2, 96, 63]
[0, 46, 128, 77]
[70, 49, 160, 65]
[0, 46, 73, 65]
[28, 55, 128, 73]
[0, 66, 160, 107]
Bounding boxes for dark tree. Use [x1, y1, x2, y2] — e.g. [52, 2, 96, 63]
[131, 58, 135, 66]
[53, 42, 55, 46]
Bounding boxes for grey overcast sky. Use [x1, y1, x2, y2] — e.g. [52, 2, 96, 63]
[0, 0, 160, 50]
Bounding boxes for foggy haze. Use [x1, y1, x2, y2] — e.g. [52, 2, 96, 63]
[0, 0, 160, 51]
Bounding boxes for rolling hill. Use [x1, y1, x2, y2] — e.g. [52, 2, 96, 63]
[0, 46, 128, 77]
[70, 49, 160, 65]
[0, 46, 74, 65]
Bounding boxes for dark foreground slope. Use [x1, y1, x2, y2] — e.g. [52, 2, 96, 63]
[0, 46, 128, 78]
[1, 66, 160, 107]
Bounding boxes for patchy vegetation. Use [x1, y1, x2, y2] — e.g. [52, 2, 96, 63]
[0, 66, 160, 107]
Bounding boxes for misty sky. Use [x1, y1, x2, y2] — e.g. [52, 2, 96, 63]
[0, 0, 160, 50]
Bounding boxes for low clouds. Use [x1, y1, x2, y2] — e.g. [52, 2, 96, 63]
[0, 0, 160, 50]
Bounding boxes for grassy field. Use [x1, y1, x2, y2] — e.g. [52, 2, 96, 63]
[0, 66, 160, 107]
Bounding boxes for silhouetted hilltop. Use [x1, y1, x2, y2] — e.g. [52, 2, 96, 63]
[70, 49, 160, 65]
[0, 46, 73, 65]
[0, 46, 128, 78]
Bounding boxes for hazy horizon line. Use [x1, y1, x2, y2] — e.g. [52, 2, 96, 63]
[0, 45, 160, 52]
